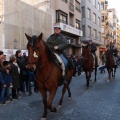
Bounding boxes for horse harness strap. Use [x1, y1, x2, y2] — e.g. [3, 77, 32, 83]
[39, 65, 54, 84]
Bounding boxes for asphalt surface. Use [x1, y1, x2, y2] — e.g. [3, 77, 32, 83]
[0, 66, 120, 120]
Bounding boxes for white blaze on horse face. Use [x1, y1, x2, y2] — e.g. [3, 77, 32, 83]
[33, 51, 38, 58]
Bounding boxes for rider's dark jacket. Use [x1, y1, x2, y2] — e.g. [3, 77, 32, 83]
[46, 33, 68, 54]
[87, 43, 97, 54]
[106, 43, 118, 57]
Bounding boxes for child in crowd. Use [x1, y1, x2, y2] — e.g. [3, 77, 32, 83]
[0, 61, 13, 105]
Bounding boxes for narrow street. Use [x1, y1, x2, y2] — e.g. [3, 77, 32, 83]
[0, 66, 120, 120]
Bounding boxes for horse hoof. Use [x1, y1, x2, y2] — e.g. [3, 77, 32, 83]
[41, 118, 46, 120]
[55, 107, 58, 112]
[58, 105, 62, 109]
[68, 97, 72, 100]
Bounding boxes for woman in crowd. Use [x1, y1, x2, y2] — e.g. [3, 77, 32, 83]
[9, 55, 20, 99]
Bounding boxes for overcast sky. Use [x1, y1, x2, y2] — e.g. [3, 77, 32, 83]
[108, 0, 120, 23]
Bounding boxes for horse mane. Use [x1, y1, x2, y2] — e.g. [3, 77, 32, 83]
[42, 40, 56, 63]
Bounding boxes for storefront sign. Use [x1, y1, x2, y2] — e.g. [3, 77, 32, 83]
[59, 23, 83, 36]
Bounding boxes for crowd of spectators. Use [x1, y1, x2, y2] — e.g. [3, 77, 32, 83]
[0, 49, 84, 105]
[0, 50, 39, 105]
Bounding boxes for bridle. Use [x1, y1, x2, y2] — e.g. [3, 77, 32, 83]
[27, 35, 54, 84]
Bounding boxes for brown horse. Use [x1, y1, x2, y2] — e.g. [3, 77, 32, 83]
[25, 33, 74, 120]
[105, 50, 116, 82]
[82, 46, 97, 87]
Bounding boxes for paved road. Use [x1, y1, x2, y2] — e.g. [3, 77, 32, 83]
[0, 66, 120, 120]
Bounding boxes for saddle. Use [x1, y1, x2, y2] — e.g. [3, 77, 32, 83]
[53, 53, 75, 69]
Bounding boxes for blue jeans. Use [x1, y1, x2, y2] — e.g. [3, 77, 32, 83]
[59, 54, 68, 68]
[0, 87, 10, 102]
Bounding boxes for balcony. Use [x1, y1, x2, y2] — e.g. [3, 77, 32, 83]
[106, 33, 114, 39]
[69, 3, 74, 12]
[106, 22, 114, 30]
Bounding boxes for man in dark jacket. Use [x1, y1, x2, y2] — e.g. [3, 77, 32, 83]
[106, 41, 118, 66]
[87, 40, 98, 67]
[47, 25, 68, 84]
[16, 50, 29, 94]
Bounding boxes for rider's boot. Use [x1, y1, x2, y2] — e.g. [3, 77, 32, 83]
[62, 76, 67, 84]
[62, 67, 68, 84]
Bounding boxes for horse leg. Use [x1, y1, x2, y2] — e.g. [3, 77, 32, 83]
[94, 67, 97, 82]
[85, 71, 89, 87]
[58, 84, 67, 108]
[47, 88, 58, 112]
[39, 89, 47, 120]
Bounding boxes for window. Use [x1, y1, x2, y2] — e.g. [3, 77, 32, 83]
[62, 0, 68, 3]
[75, 0, 80, 12]
[88, 0, 91, 3]
[82, 7, 85, 18]
[98, 3, 100, 11]
[75, 19, 81, 30]
[101, 2, 104, 10]
[98, 32, 101, 40]
[101, 26, 104, 33]
[93, 0, 96, 7]
[88, 26, 91, 37]
[101, 15, 104, 22]
[98, 17, 100, 26]
[93, 29, 96, 39]
[87, 8, 91, 19]
[82, 25, 85, 37]
[56, 10, 68, 24]
[93, 13, 96, 23]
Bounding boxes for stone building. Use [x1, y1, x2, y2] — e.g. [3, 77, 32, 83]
[81, 0, 102, 57]
[0, 0, 52, 50]
[32, 0, 83, 55]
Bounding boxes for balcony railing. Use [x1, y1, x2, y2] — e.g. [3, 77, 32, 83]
[69, 3, 74, 12]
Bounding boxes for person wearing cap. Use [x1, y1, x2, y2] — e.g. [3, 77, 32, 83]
[87, 40, 98, 67]
[47, 25, 68, 84]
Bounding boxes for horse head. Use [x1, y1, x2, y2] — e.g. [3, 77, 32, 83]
[82, 45, 91, 60]
[25, 33, 44, 71]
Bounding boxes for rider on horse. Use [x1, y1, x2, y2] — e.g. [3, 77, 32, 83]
[87, 40, 98, 67]
[47, 25, 68, 84]
[106, 41, 118, 67]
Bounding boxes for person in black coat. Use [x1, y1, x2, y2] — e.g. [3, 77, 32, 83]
[16, 50, 29, 94]
[9, 55, 20, 99]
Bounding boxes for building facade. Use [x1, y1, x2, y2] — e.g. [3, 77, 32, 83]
[81, 0, 102, 57]
[33, 0, 83, 55]
[117, 25, 120, 55]
[100, 0, 108, 59]
[108, 8, 119, 48]
[0, 0, 52, 50]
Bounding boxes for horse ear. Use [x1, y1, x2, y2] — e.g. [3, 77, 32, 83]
[25, 33, 32, 41]
[38, 33, 43, 41]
